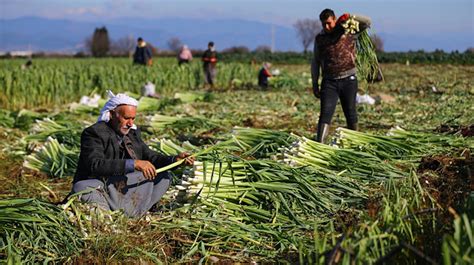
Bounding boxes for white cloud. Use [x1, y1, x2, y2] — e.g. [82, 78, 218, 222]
[64, 7, 103, 16]
[105, 0, 129, 12]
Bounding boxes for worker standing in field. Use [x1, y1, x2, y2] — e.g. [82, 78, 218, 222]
[178, 45, 193, 65]
[258, 62, 272, 89]
[311, 9, 371, 143]
[202, 41, 218, 89]
[133, 37, 153, 66]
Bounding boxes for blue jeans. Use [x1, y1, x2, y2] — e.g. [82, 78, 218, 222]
[318, 75, 358, 126]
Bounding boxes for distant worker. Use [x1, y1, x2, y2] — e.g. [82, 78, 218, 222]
[142, 81, 160, 99]
[178, 45, 193, 65]
[133, 37, 153, 66]
[202, 41, 218, 89]
[258, 62, 272, 89]
[311, 9, 371, 143]
[21, 59, 33, 70]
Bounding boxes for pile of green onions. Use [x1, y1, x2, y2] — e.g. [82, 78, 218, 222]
[227, 127, 296, 158]
[0, 198, 83, 263]
[23, 137, 79, 178]
[282, 135, 404, 181]
[174, 91, 212, 103]
[150, 138, 199, 156]
[172, 158, 371, 224]
[147, 114, 224, 135]
[24, 117, 85, 148]
[335, 127, 473, 161]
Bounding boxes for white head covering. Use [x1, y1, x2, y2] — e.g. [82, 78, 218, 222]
[98, 90, 139, 129]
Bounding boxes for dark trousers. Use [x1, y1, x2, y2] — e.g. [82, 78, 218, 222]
[204, 65, 217, 85]
[318, 75, 358, 125]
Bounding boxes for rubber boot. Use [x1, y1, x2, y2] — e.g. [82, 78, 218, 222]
[316, 123, 330, 143]
[347, 122, 358, 131]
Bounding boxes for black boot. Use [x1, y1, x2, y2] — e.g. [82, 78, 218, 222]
[347, 122, 358, 131]
[316, 123, 330, 143]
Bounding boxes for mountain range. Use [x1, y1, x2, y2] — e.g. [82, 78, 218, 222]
[0, 17, 471, 53]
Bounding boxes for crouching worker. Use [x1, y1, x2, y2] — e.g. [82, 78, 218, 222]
[258, 62, 272, 89]
[71, 91, 194, 217]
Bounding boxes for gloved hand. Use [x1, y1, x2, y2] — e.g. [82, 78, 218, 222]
[337, 13, 350, 24]
[313, 86, 321, 98]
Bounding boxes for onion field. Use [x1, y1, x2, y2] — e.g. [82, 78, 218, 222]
[0, 58, 473, 263]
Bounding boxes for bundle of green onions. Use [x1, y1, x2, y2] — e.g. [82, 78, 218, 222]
[68, 103, 100, 114]
[174, 160, 253, 205]
[174, 91, 212, 103]
[149, 138, 199, 156]
[23, 137, 79, 178]
[335, 127, 474, 161]
[173, 159, 370, 224]
[227, 127, 296, 158]
[387, 126, 474, 151]
[150, 207, 326, 263]
[24, 118, 85, 148]
[335, 127, 421, 161]
[0, 109, 15, 128]
[13, 109, 46, 130]
[342, 15, 382, 85]
[282, 135, 404, 181]
[147, 114, 224, 135]
[268, 74, 301, 89]
[0, 198, 83, 263]
[137, 96, 161, 112]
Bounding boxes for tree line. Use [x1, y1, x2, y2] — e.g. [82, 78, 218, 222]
[85, 20, 385, 58]
[12, 25, 470, 65]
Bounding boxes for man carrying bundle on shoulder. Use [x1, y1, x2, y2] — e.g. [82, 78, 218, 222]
[311, 8, 371, 143]
[70, 91, 194, 217]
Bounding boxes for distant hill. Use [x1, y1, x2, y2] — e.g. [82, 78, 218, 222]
[0, 16, 299, 52]
[0, 17, 471, 52]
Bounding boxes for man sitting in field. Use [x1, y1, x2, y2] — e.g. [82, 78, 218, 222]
[71, 91, 193, 217]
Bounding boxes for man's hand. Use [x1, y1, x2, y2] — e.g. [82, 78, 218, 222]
[176, 152, 195, 166]
[134, 160, 156, 180]
[337, 13, 350, 24]
[313, 86, 321, 98]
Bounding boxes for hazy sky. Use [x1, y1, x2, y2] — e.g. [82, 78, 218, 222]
[1, 0, 473, 36]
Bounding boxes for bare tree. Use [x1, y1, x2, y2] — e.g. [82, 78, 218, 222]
[88, 27, 110, 57]
[167, 37, 183, 53]
[370, 34, 384, 52]
[254, 45, 272, 53]
[111, 35, 135, 56]
[294, 19, 321, 53]
[222, 46, 250, 54]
